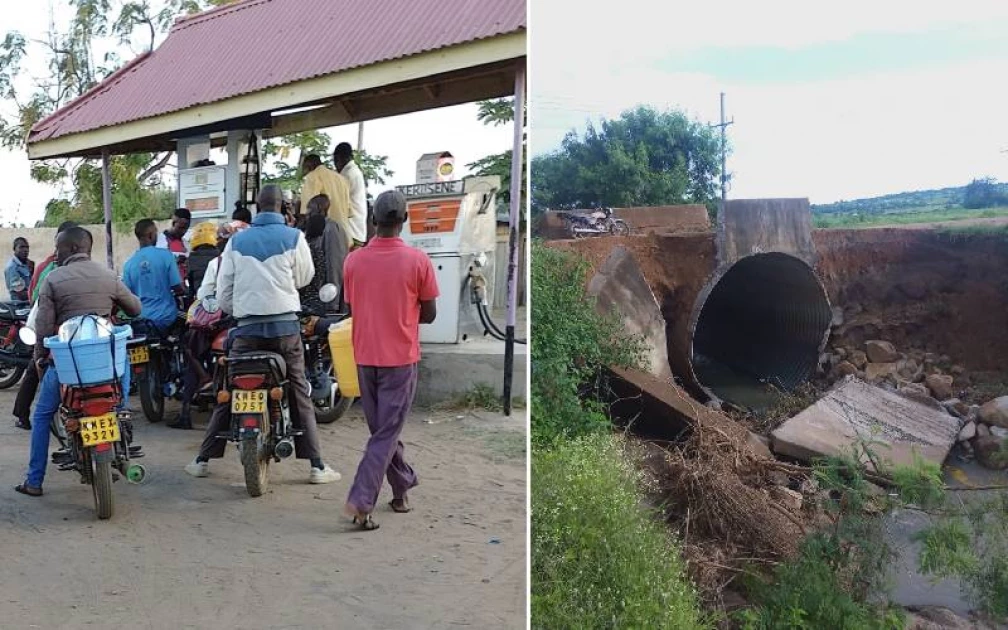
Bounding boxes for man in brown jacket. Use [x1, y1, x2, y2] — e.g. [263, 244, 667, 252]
[14, 227, 142, 497]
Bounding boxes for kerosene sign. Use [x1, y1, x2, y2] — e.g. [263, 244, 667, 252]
[396, 180, 464, 198]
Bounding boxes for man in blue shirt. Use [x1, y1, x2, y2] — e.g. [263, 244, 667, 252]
[123, 219, 185, 333]
[5, 237, 34, 302]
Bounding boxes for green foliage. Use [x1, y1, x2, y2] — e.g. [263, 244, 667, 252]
[915, 493, 1008, 620]
[813, 205, 1008, 229]
[530, 244, 643, 446]
[467, 98, 526, 211]
[441, 382, 503, 412]
[530, 105, 722, 216]
[262, 130, 393, 193]
[812, 180, 1008, 226]
[963, 177, 1008, 210]
[532, 433, 708, 630]
[889, 454, 945, 510]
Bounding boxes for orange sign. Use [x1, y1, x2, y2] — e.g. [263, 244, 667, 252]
[408, 199, 460, 234]
[185, 197, 220, 212]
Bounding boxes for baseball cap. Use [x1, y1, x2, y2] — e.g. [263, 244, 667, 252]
[372, 190, 407, 225]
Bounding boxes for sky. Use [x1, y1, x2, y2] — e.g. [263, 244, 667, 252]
[0, 3, 513, 226]
[531, 0, 1008, 204]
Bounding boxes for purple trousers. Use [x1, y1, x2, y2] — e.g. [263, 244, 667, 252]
[347, 364, 419, 513]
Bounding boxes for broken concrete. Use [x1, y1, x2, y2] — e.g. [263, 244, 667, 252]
[587, 247, 673, 381]
[771, 376, 960, 472]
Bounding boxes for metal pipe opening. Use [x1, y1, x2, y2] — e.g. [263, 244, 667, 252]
[690, 252, 832, 408]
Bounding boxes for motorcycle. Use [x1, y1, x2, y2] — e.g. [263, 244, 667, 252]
[127, 317, 187, 423]
[0, 300, 32, 388]
[19, 327, 145, 520]
[301, 309, 353, 424]
[559, 207, 630, 239]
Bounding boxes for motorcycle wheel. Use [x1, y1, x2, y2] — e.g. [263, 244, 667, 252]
[50, 414, 68, 450]
[610, 219, 631, 236]
[240, 433, 270, 498]
[90, 454, 115, 520]
[0, 363, 25, 389]
[138, 363, 165, 423]
[314, 361, 353, 424]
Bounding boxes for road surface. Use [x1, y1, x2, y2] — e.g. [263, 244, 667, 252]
[0, 387, 527, 629]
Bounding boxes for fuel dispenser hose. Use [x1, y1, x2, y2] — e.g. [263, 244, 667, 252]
[464, 273, 527, 345]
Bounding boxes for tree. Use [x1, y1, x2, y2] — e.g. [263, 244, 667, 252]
[0, 0, 235, 225]
[962, 177, 1008, 209]
[466, 97, 527, 215]
[530, 106, 723, 217]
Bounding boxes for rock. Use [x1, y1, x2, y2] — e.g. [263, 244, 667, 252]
[850, 350, 868, 370]
[952, 400, 970, 418]
[925, 374, 954, 400]
[979, 396, 1008, 429]
[899, 382, 930, 397]
[705, 398, 723, 411]
[830, 306, 844, 328]
[836, 361, 858, 377]
[991, 426, 1008, 440]
[769, 486, 803, 512]
[818, 352, 835, 374]
[898, 358, 924, 382]
[941, 398, 963, 418]
[973, 435, 1008, 471]
[865, 362, 898, 382]
[939, 355, 951, 365]
[748, 431, 772, 460]
[904, 605, 982, 630]
[833, 346, 848, 360]
[950, 365, 965, 376]
[977, 423, 991, 439]
[957, 421, 976, 442]
[866, 340, 900, 363]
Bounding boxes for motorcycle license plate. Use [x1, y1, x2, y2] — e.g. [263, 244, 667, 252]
[231, 390, 267, 413]
[80, 413, 121, 447]
[128, 346, 149, 364]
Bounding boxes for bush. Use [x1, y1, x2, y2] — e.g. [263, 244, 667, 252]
[532, 433, 708, 629]
[530, 244, 643, 446]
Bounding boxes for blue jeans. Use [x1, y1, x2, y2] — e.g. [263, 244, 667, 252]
[25, 365, 131, 488]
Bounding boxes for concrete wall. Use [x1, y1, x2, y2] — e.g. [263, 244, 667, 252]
[493, 224, 527, 309]
[718, 198, 817, 267]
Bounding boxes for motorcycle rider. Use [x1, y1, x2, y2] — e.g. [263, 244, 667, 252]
[184, 221, 220, 304]
[184, 185, 340, 484]
[14, 227, 142, 497]
[156, 208, 192, 283]
[123, 219, 185, 336]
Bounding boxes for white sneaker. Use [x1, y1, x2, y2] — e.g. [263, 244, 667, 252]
[310, 464, 341, 484]
[185, 457, 209, 478]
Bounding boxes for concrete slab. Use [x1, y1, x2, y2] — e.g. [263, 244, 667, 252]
[771, 376, 960, 472]
[718, 198, 817, 267]
[587, 247, 673, 381]
[417, 336, 527, 407]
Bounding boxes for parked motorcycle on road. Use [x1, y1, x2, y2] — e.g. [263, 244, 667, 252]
[301, 308, 353, 424]
[558, 207, 630, 239]
[19, 326, 145, 520]
[0, 300, 32, 388]
[127, 317, 186, 423]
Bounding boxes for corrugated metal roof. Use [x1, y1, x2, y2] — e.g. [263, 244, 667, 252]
[29, 0, 526, 144]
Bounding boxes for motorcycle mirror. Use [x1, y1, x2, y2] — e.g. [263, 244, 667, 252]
[319, 284, 338, 304]
[19, 327, 37, 346]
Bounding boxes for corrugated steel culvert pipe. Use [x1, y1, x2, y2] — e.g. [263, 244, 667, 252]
[687, 252, 832, 406]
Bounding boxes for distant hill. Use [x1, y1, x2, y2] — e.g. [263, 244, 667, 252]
[812, 181, 1008, 216]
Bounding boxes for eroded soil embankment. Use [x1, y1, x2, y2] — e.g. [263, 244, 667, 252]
[814, 229, 1008, 372]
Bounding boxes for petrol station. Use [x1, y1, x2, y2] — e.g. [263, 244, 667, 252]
[24, 0, 527, 408]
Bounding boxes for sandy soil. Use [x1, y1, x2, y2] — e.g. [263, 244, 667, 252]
[0, 389, 527, 629]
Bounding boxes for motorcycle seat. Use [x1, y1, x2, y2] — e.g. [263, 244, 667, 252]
[228, 351, 287, 378]
[0, 301, 30, 321]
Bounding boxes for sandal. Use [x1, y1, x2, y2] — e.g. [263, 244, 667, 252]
[352, 514, 380, 531]
[389, 499, 412, 513]
[13, 418, 31, 430]
[14, 483, 42, 497]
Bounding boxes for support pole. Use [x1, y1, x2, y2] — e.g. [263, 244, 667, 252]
[101, 149, 114, 270]
[357, 121, 365, 152]
[503, 61, 526, 417]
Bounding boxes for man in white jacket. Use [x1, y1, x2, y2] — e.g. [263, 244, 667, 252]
[334, 142, 368, 249]
[184, 185, 340, 484]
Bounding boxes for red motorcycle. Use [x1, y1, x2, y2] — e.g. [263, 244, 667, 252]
[0, 300, 32, 388]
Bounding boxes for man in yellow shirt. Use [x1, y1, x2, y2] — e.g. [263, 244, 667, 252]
[300, 154, 352, 238]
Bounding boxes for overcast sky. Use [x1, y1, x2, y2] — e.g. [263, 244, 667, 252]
[0, 3, 513, 226]
[531, 0, 1008, 204]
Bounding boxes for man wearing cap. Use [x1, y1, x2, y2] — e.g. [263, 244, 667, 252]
[183, 185, 340, 484]
[342, 190, 439, 530]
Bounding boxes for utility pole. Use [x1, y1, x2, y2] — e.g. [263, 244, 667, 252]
[357, 122, 365, 152]
[709, 92, 734, 221]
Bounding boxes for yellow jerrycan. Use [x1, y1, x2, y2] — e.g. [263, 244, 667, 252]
[327, 318, 360, 398]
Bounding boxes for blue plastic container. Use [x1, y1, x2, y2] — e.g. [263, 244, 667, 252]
[44, 324, 131, 385]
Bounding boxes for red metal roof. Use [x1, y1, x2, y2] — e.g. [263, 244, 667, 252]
[29, 0, 526, 144]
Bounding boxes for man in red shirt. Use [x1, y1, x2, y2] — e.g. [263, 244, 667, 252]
[342, 190, 439, 531]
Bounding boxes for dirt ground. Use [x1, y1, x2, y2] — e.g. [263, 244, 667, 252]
[0, 389, 527, 629]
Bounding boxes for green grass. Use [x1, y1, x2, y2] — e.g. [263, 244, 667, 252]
[437, 382, 504, 412]
[532, 433, 709, 629]
[813, 205, 1008, 229]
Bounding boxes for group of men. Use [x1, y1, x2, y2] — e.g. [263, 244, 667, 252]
[8, 146, 439, 531]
